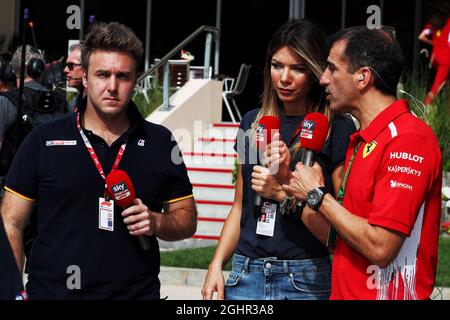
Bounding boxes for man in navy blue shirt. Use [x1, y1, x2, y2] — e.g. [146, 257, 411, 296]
[1, 22, 196, 299]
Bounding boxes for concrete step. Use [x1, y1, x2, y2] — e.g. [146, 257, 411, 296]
[159, 267, 450, 300]
[194, 137, 236, 154]
[196, 201, 232, 219]
[159, 266, 230, 287]
[159, 266, 208, 286]
[192, 183, 235, 202]
[160, 284, 203, 300]
[187, 167, 234, 185]
[180, 123, 239, 246]
[159, 237, 218, 249]
[206, 123, 239, 140]
[183, 152, 236, 169]
[195, 219, 225, 238]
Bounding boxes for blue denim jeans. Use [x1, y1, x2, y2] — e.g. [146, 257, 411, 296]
[225, 254, 331, 300]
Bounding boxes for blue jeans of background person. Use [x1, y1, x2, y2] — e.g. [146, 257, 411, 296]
[225, 254, 331, 300]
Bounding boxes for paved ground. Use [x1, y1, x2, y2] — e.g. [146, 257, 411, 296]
[160, 283, 450, 300]
[161, 284, 204, 300]
[22, 266, 450, 300]
[159, 266, 450, 300]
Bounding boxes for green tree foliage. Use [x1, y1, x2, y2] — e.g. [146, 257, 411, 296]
[402, 70, 450, 171]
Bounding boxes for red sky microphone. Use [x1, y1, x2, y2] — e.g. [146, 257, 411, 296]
[297, 112, 329, 210]
[106, 170, 151, 251]
[255, 116, 280, 209]
[106, 170, 135, 207]
[256, 116, 280, 150]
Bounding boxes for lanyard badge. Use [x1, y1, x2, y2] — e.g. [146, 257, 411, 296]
[99, 197, 114, 231]
[76, 112, 128, 232]
[256, 201, 277, 237]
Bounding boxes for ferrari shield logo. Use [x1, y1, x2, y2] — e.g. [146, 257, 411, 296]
[363, 141, 377, 158]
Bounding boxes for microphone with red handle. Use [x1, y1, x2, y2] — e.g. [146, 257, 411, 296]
[254, 115, 280, 209]
[106, 170, 151, 251]
[296, 112, 329, 212]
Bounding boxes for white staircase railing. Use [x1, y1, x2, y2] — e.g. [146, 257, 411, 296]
[135, 25, 219, 111]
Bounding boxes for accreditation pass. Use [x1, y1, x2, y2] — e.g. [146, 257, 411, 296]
[99, 197, 114, 232]
[256, 201, 277, 237]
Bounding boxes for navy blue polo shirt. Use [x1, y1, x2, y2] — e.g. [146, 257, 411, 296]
[5, 101, 193, 299]
[235, 108, 356, 260]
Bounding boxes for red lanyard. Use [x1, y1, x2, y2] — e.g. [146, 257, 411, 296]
[287, 118, 304, 148]
[76, 112, 127, 181]
[286, 122, 303, 148]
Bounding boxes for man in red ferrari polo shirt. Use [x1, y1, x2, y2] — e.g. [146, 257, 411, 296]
[283, 27, 442, 300]
[418, 1, 450, 106]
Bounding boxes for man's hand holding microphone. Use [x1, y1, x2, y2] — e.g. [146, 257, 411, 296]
[122, 198, 156, 240]
[263, 113, 330, 215]
[251, 131, 292, 203]
[106, 170, 153, 251]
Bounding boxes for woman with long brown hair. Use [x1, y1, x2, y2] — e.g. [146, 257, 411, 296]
[202, 19, 356, 300]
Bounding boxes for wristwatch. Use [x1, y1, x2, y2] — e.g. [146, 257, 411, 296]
[306, 187, 327, 211]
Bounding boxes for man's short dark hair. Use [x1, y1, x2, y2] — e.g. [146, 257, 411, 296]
[81, 22, 143, 73]
[330, 27, 404, 96]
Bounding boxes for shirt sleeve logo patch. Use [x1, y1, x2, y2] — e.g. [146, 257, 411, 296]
[363, 140, 377, 158]
[46, 140, 77, 146]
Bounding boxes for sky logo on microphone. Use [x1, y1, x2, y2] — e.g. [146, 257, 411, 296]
[112, 182, 131, 200]
[300, 120, 316, 139]
[112, 183, 125, 193]
[256, 125, 265, 143]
